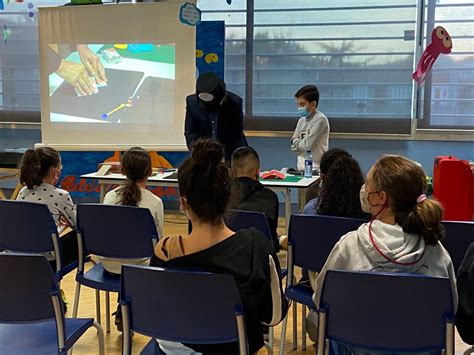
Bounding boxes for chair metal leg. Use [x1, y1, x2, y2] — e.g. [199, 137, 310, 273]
[105, 291, 110, 333]
[446, 322, 454, 355]
[72, 283, 81, 318]
[269, 326, 274, 349]
[95, 290, 101, 325]
[279, 314, 288, 355]
[264, 341, 273, 355]
[292, 302, 297, 350]
[302, 305, 307, 350]
[92, 321, 105, 355]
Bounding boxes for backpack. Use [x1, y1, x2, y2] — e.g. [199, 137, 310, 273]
[456, 242, 474, 344]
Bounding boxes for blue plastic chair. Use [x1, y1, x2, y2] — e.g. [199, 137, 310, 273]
[442, 221, 474, 274]
[226, 209, 273, 240]
[280, 214, 365, 353]
[72, 204, 157, 333]
[120, 265, 249, 355]
[317, 270, 455, 355]
[0, 200, 77, 279]
[0, 253, 104, 355]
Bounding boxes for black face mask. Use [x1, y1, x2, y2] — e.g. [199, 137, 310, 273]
[196, 73, 226, 112]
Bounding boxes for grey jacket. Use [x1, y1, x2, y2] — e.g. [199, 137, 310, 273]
[291, 111, 329, 170]
[311, 220, 458, 311]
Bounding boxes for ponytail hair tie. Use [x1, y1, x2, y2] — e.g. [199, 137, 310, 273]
[416, 194, 427, 204]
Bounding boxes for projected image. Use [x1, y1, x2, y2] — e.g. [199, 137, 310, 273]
[48, 44, 175, 123]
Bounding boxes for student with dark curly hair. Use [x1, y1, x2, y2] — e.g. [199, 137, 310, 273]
[303, 148, 368, 219]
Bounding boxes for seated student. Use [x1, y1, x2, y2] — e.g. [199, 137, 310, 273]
[100, 146, 164, 275]
[308, 155, 458, 349]
[456, 242, 474, 345]
[17, 147, 77, 266]
[228, 146, 280, 251]
[151, 139, 287, 355]
[303, 148, 348, 214]
[303, 148, 368, 220]
[101, 147, 164, 331]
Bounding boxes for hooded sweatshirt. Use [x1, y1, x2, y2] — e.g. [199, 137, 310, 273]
[151, 229, 288, 354]
[312, 220, 458, 311]
[228, 177, 280, 251]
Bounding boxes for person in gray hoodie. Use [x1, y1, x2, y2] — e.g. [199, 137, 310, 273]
[307, 155, 457, 350]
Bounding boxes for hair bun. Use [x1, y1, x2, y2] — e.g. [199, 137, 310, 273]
[192, 140, 224, 167]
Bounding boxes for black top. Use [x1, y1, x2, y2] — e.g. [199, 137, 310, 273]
[184, 91, 247, 161]
[150, 229, 285, 354]
[228, 177, 280, 251]
[456, 242, 474, 344]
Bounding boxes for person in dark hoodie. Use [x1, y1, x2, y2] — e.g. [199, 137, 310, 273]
[151, 139, 287, 355]
[228, 146, 280, 251]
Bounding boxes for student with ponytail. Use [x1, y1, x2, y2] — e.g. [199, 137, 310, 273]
[151, 139, 287, 355]
[17, 147, 78, 267]
[101, 147, 164, 275]
[18, 147, 76, 228]
[101, 147, 164, 332]
[307, 155, 457, 349]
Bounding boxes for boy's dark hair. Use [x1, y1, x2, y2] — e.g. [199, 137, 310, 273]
[178, 139, 231, 224]
[231, 146, 260, 173]
[295, 85, 320, 107]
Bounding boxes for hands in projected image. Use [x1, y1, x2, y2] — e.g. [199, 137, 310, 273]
[55, 60, 96, 96]
[76, 44, 108, 84]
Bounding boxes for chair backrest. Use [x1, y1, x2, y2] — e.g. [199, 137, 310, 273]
[121, 265, 246, 346]
[77, 204, 156, 258]
[0, 200, 58, 253]
[320, 270, 454, 352]
[288, 214, 364, 272]
[442, 221, 474, 273]
[0, 254, 59, 323]
[226, 209, 272, 240]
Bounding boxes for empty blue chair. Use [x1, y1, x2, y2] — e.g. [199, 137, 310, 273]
[226, 209, 273, 240]
[0, 253, 104, 355]
[120, 265, 249, 355]
[0, 200, 76, 279]
[72, 204, 157, 333]
[280, 214, 365, 353]
[317, 270, 455, 355]
[442, 221, 474, 273]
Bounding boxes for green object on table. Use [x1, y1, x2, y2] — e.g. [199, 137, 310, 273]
[101, 44, 175, 64]
[260, 175, 303, 183]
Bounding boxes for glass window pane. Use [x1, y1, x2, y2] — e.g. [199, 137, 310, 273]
[252, 1, 417, 120]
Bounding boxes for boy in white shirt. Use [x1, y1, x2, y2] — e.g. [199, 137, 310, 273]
[291, 85, 330, 171]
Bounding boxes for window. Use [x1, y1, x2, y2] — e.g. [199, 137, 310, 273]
[418, 0, 474, 129]
[0, 0, 66, 123]
[199, 0, 473, 133]
[2, 0, 473, 132]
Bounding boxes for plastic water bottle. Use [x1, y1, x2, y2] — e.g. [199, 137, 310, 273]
[304, 150, 313, 178]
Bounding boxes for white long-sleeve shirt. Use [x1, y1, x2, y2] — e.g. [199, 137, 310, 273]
[291, 111, 330, 170]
